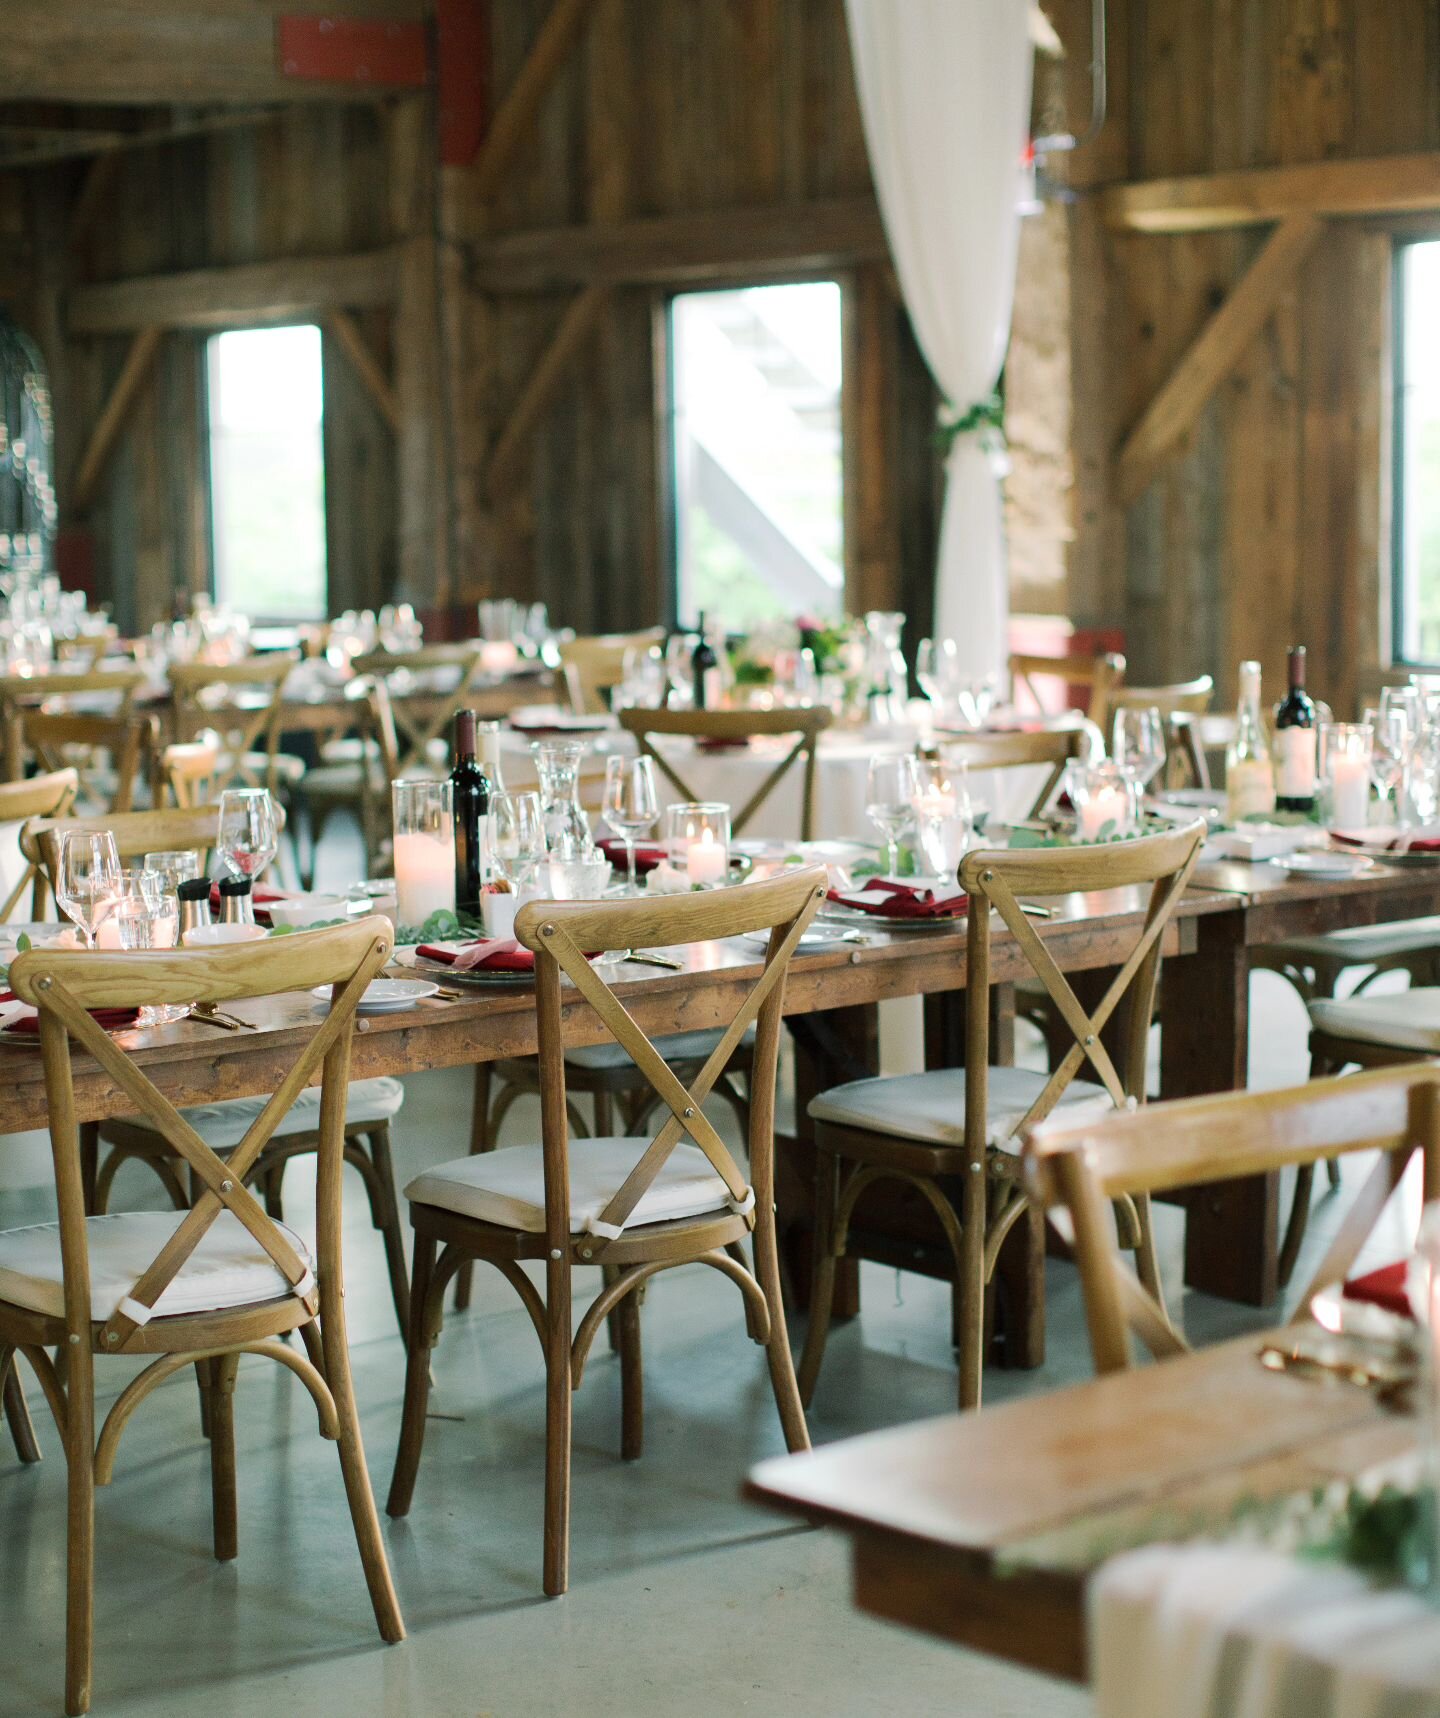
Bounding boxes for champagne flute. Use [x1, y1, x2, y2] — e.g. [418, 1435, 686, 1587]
[55, 830, 121, 950]
[603, 755, 660, 894]
[865, 754, 921, 878]
[217, 788, 278, 882]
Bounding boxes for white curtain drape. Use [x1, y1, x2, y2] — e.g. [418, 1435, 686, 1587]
[844, 0, 1033, 676]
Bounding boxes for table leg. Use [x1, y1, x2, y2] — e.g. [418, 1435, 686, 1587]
[783, 1006, 880, 1321]
[1161, 920, 1278, 1307]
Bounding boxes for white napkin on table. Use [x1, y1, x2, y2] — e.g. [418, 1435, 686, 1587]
[1091, 1543, 1440, 1718]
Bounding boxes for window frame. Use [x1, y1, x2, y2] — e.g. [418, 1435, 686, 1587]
[202, 321, 330, 627]
[658, 272, 852, 633]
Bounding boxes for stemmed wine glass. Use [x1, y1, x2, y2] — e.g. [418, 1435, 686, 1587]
[217, 788, 279, 883]
[488, 791, 547, 893]
[603, 755, 660, 894]
[111, 870, 170, 1026]
[55, 830, 121, 950]
[1112, 707, 1168, 793]
[865, 754, 921, 878]
[1366, 707, 1408, 824]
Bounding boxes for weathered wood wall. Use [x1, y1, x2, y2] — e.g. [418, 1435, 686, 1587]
[1074, 0, 1440, 716]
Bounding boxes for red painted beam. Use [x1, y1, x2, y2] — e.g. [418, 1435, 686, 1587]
[277, 15, 430, 88]
[436, 0, 487, 166]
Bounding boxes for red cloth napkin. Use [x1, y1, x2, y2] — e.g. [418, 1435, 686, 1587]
[597, 838, 666, 876]
[1343, 1260, 1413, 1319]
[208, 883, 290, 925]
[0, 988, 138, 1034]
[418, 938, 536, 973]
[826, 880, 968, 921]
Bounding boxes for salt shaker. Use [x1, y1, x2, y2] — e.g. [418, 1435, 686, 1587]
[218, 877, 254, 926]
[176, 878, 211, 942]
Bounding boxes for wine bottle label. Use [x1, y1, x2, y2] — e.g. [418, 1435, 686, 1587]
[1227, 756, 1276, 821]
[702, 667, 724, 708]
[1275, 728, 1316, 798]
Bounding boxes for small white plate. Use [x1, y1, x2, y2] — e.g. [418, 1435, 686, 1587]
[740, 927, 854, 952]
[1272, 850, 1373, 879]
[311, 977, 439, 1013]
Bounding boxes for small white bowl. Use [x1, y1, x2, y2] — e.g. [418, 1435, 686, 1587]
[266, 894, 348, 929]
[183, 923, 267, 947]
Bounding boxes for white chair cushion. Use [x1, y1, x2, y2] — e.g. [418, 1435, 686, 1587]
[0, 1209, 314, 1323]
[231, 750, 307, 786]
[1309, 988, 1440, 1053]
[1273, 917, 1440, 965]
[115, 1076, 404, 1151]
[406, 1135, 747, 1236]
[302, 761, 386, 797]
[565, 1023, 756, 1072]
[808, 1066, 1115, 1153]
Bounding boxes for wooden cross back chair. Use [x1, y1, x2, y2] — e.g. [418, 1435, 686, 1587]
[557, 626, 666, 715]
[1024, 1064, 1440, 1376]
[0, 768, 78, 921]
[22, 708, 161, 815]
[161, 731, 223, 807]
[617, 705, 834, 841]
[0, 920, 403, 1715]
[351, 642, 487, 774]
[55, 629, 118, 669]
[1008, 649, 1126, 736]
[0, 666, 147, 779]
[388, 866, 828, 1596]
[168, 651, 302, 797]
[298, 676, 401, 886]
[798, 820, 1206, 1411]
[928, 725, 1093, 820]
[21, 801, 411, 1343]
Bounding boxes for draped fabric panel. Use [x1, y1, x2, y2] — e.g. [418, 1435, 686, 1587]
[844, 0, 1033, 674]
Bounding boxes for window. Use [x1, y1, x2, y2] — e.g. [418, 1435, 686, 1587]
[206, 324, 327, 622]
[669, 282, 844, 631]
[1394, 241, 1440, 663]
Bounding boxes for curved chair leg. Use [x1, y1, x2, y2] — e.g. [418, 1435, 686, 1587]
[260, 1162, 285, 1219]
[593, 1086, 614, 1137]
[958, 1157, 987, 1412]
[796, 1149, 842, 1408]
[1326, 1158, 1342, 1192]
[2, 1351, 40, 1464]
[753, 1190, 810, 1454]
[542, 1254, 573, 1596]
[387, 1234, 438, 1518]
[455, 1063, 495, 1313]
[1131, 1192, 1167, 1315]
[207, 1351, 240, 1561]
[349, 1127, 411, 1342]
[617, 1281, 643, 1461]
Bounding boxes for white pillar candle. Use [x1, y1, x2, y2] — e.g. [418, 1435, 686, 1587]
[393, 831, 455, 925]
[685, 827, 727, 884]
[1080, 784, 1129, 842]
[1329, 755, 1370, 829]
[95, 919, 123, 949]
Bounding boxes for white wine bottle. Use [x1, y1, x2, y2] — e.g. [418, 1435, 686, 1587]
[1226, 659, 1276, 822]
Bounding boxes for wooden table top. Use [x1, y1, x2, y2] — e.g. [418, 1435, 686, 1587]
[746, 1333, 1413, 1680]
[1189, 855, 1440, 942]
[0, 884, 1220, 1133]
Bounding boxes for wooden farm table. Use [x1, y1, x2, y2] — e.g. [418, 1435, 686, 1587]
[746, 1331, 1412, 1681]
[0, 884, 1223, 1136]
[1164, 859, 1440, 1305]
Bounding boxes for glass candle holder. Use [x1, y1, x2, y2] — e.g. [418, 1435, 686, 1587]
[392, 778, 455, 927]
[664, 802, 731, 886]
[1073, 762, 1139, 842]
[1321, 722, 1374, 829]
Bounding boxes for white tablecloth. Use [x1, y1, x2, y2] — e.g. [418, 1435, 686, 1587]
[1092, 1543, 1440, 1718]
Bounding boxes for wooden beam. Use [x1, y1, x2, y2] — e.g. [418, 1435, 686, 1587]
[0, 2, 429, 105]
[326, 311, 399, 433]
[470, 196, 890, 294]
[485, 284, 612, 500]
[1103, 151, 1440, 234]
[1114, 215, 1324, 506]
[70, 327, 164, 513]
[472, 0, 596, 202]
[68, 248, 401, 336]
[0, 106, 282, 173]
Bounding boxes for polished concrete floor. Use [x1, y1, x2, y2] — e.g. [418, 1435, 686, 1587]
[0, 827, 1409, 1717]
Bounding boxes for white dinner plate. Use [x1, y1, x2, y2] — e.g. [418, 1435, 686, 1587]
[391, 944, 535, 986]
[739, 927, 855, 952]
[311, 977, 439, 1012]
[818, 904, 964, 933]
[1272, 850, 1373, 879]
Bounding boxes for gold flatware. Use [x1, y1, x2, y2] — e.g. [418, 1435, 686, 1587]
[625, 952, 684, 971]
[185, 1006, 241, 1032]
[193, 1001, 257, 1031]
[1020, 903, 1054, 920]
